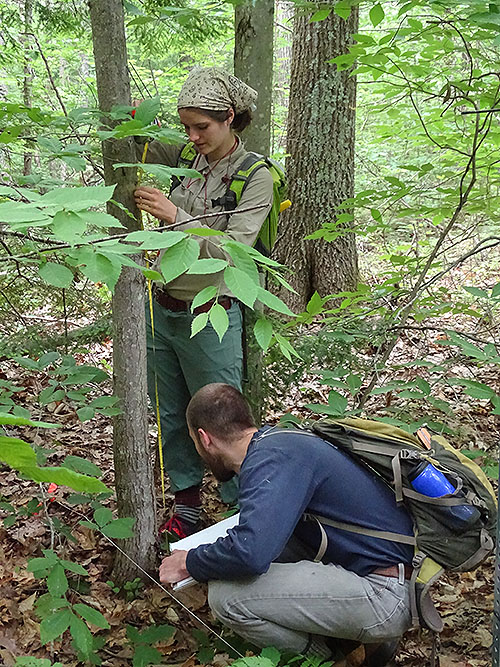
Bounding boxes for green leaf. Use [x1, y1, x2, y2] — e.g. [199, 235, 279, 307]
[0, 412, 57, 428]
[0, 201, 50, 225]
[73, 603, 110, 629]
[209, 303, 229, 342]
[62, 456, 102, 478]
[89, 395, 120, 409]
[101, 517, 135, 539]
[310, 8, 331, 21]
[459, 380, 497, 400]
[261, 647, 282, 666]
[38, 352, 60, 369]
[492, 282, 500, 298]
[38, 263, 74, 288]
[224, 242, 260, 283]
[369, 3, 384, 26]
[186, 227, 224, 237]
[77, 406, 95, 422]
[253, 318, 273, 352]
[0, 452, 110, 492]
[306, 291, 323, 316]
[94, 507, 113, 527]
[139, 624, 176, 643]
[442, 331, 487, 361]
[463, 286, 489, 299]
[39, 185, 116, 211]
[73, 248, 122, 291]
[40, 608, 73, 644]
[224, 266, 258, 308]
[143, 269, 163, 281]
[60, 560, 88, 576]
[51, 210, 87, 243]
[256, 287, 294, 316]
[136, 163, 201, 185]
[133, 646, 162, 667]
[274, 333, 300, 361]
[187, 258, 228, 274]
[47, 563, 68, 597]
[160, 237, 200, 283]
[127, 229, 185, 250]
[191, 286, 217, 311]
[39, 386, 65, 405]
[191, 312, 209, 337]
[327, 390, 348, 415]
[28, 556, 55, 573]
[80, 210, 120, 229]
[70, 614, 94, 659]
[133, 97, 161, 125]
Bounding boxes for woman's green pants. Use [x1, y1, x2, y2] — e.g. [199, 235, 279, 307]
[145, 299, 242, 503]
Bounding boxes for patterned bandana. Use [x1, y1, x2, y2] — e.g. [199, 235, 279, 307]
[177, 66, 258, 114]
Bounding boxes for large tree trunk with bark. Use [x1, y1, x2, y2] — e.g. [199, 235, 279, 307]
[234, 0, 274, 424]
[274, 6, 359, 312]
[234, 0, 274, 155]
[89, 0, 156, 582]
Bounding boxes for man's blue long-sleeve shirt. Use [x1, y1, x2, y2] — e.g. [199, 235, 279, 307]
[186, 427, 414, 582]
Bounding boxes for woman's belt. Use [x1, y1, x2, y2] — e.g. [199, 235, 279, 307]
[154, 288, 234, 314]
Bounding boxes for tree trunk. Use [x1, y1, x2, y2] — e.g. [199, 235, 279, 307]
[273, 6, 359, 312]
[234, 0, 274, 424]
[273, 0, 293, 153]
[89, 0, 156, 582]
[22, 0, 34, 176]
[234, 0, 274, 155]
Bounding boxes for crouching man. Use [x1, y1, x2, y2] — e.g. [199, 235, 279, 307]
[159, 383, 414, 666]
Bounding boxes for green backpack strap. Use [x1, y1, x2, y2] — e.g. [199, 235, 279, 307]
[211, 152, 285, 256]
[171, 141, 198, 192]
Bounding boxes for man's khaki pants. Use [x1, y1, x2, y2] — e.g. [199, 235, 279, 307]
[208, 560, 411, 655]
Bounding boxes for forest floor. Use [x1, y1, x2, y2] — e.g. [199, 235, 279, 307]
[0, 272, 498, 667]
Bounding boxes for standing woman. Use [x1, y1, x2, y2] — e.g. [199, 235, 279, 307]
[134, 67, 274, 537]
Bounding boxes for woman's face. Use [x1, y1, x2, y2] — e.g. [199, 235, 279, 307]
[178, 107, 234, 159]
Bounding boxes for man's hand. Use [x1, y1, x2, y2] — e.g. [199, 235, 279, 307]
[135, 186, 177, 223]
[159, 550, 189, 584]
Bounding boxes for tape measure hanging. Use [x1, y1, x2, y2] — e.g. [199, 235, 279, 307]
[138, 141, 167, 510]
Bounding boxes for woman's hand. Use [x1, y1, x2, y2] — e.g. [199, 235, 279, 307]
[135, 186, 177, 224]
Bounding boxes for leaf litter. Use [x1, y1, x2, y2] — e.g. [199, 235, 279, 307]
[0, 298, 498, 666]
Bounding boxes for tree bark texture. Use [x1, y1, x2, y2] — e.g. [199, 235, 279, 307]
[234, 0, 274, 423]
[234, 0, 274, 155]
[273, 0, 293, 153]
[273, 7, 359, 312]
[22, 0, 34, 176]
[89, 0, 156, 583]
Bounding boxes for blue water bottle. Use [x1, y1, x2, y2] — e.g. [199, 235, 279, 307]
[408, 461, 481, 533]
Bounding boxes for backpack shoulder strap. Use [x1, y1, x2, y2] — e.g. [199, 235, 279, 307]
[170, 142, 198, 192]
[178, 141, 198, 167]
[212, 152, 269, 211]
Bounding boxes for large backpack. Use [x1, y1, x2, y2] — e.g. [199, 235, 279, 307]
[172, 142, 289, 257]
[300, 417, 497, 632]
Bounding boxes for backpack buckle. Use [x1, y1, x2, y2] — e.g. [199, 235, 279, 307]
[212, 190, 238, 211]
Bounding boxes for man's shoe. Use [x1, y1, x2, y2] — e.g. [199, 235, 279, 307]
[363, 640, 399, 667]
[159, 513, 201, 540]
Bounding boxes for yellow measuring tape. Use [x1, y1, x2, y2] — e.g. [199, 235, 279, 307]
[139, 141, 167, 509]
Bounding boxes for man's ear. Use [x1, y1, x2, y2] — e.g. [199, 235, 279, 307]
[198, 428, 212, 451]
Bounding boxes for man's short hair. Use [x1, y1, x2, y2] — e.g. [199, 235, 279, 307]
[186, 383, 256, 439]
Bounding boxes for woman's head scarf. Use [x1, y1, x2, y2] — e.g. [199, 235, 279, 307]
[177, 67, 257, 114]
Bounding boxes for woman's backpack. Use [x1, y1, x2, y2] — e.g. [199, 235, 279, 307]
[172, 142, 288, 256]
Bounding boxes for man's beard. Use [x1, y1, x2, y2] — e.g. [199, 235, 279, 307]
[202, 451, 235, 483]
